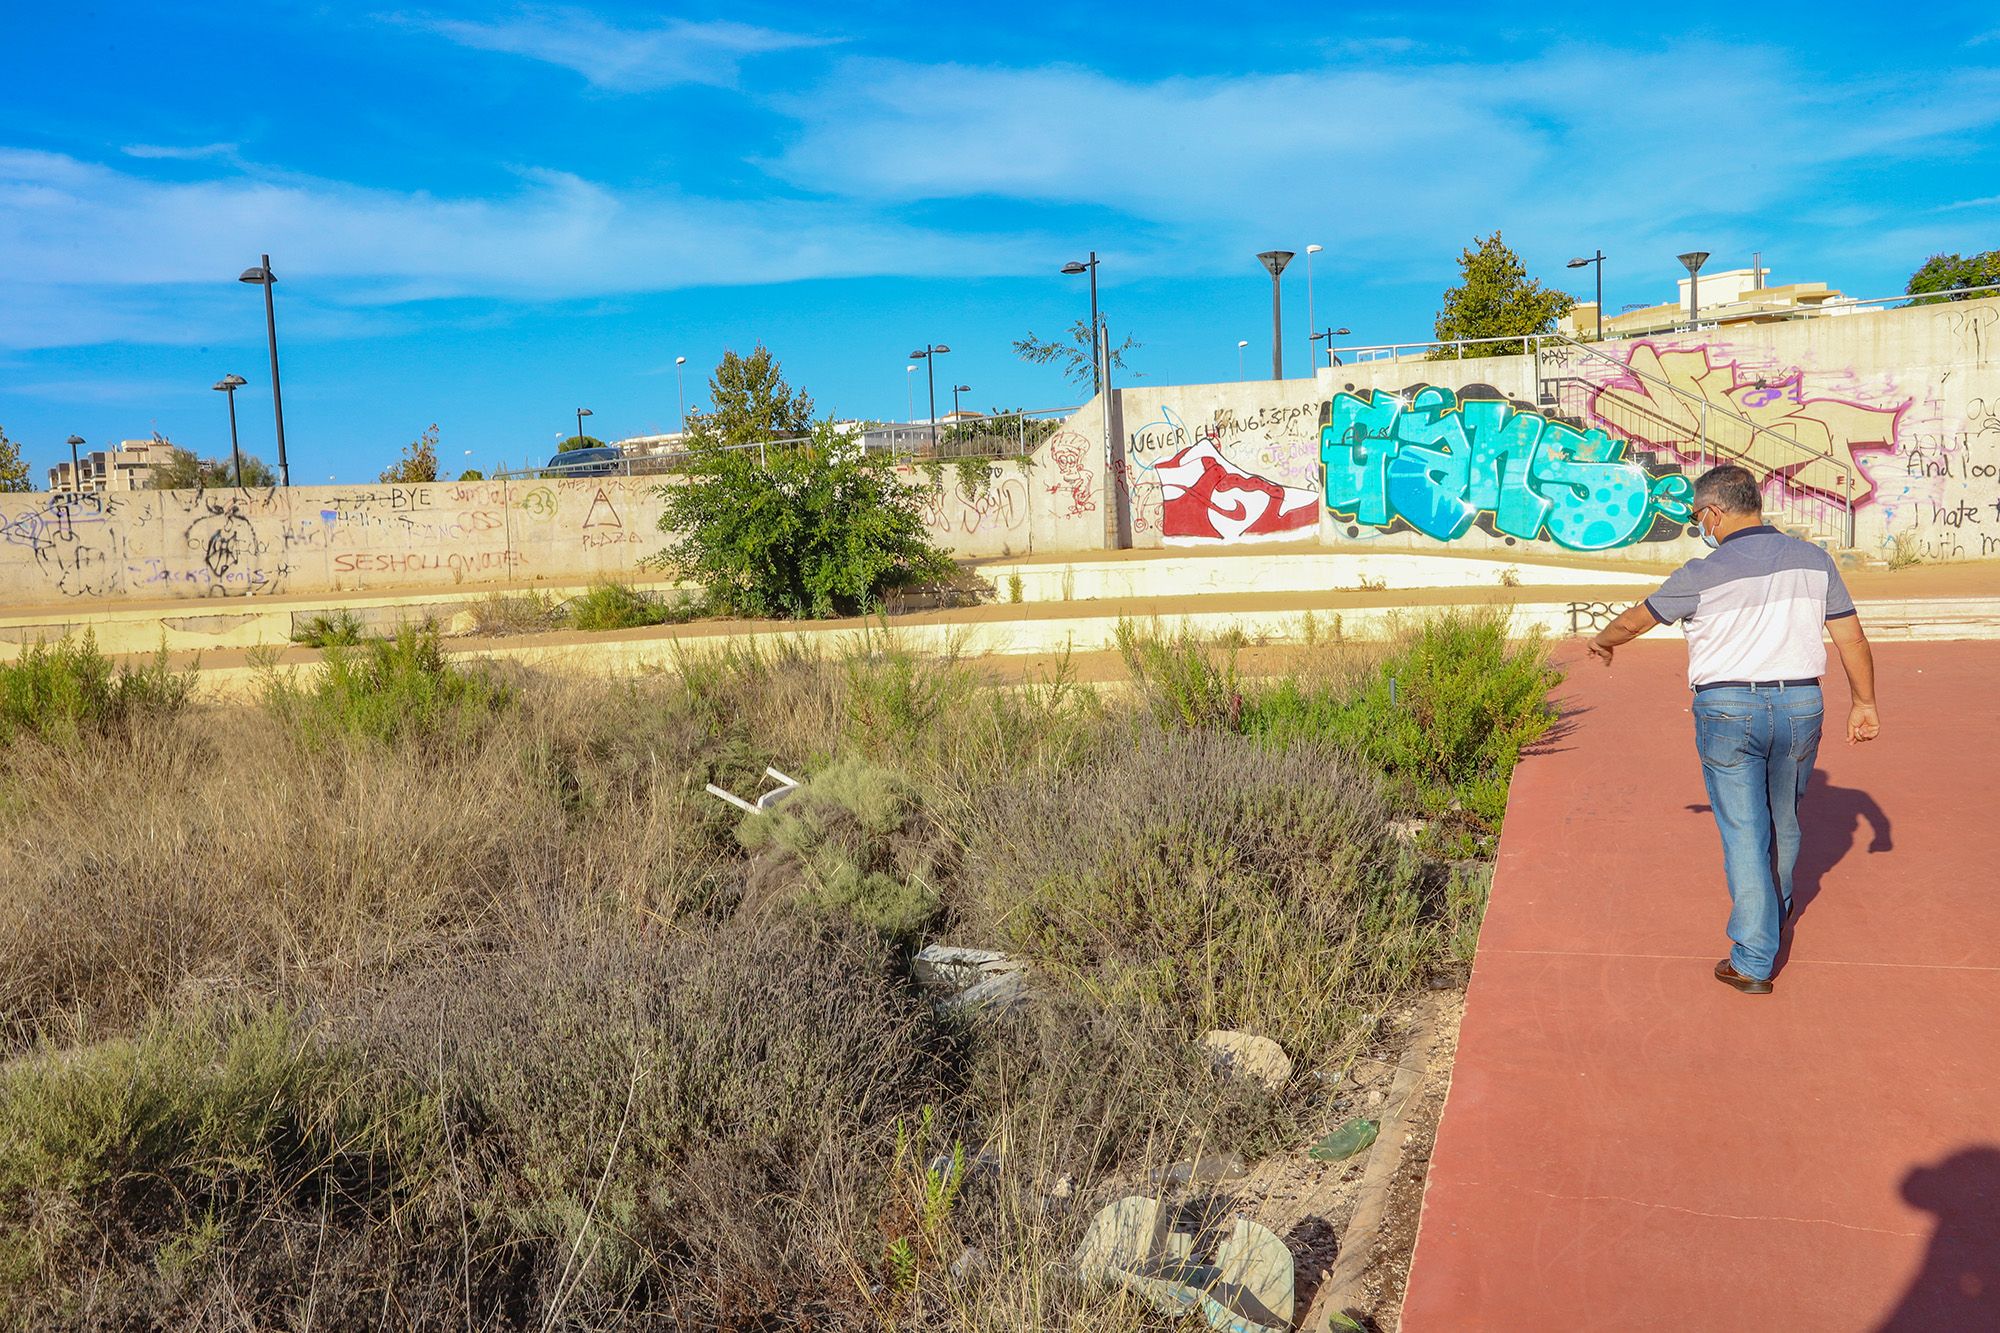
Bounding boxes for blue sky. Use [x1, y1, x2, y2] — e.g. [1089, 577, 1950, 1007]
[3, 1, 1998, 482]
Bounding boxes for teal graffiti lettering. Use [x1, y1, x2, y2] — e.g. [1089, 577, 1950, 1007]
[1320, 386, 1694, 550]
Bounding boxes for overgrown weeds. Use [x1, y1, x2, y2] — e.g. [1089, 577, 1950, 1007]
[0, 611, 1554, 1328]
[566, 580, 701, 632]
[0, 634, 194, 747]
[259, 624, 509, 748]
[290, 608, 367, 647]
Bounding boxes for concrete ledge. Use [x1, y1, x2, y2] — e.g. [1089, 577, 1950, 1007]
[978, 552, 1660, 603]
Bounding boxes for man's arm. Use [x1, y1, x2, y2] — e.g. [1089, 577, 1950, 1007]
[1827, 613, 1879, 743]
[1587, 603, 1661, 666]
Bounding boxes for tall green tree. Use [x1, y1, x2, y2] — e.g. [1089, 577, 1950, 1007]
[1013, 319, 1141, 393]
[0, 426, 31, 492]
[1905, 250, 2000, 305]
[686, 345, 816, 448]
[556, 435, 607, 453]
[652, 419, 955, 619]
[1429, 232, 1577, 359]
[149, 445, 276, 490]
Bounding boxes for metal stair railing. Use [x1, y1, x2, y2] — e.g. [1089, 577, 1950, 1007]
[1533, 333, 1858, 548]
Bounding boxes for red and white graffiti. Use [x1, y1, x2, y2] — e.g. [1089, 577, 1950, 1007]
[1152, 437, 1319, 543]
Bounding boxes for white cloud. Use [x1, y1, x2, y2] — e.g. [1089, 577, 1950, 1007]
[122, 142, 241, 162]
[399, 6, 832, 91]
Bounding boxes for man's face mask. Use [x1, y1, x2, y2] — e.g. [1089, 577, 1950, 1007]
[1694, 504, 1721, 550]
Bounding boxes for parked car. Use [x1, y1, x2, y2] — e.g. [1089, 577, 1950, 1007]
[542, 445, 624, 477]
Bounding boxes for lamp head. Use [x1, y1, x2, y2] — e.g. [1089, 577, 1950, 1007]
[1236, 339, 1249, 349]
[1678, 251, 1710, 275]
[578, 407, 592, 417]
[1567, 256, 1589, 268]
[1060, 261, 1089, 275]
[909, 349, 927, 359]
[1306, 244, 1323, 255]
[213, 373, 247, 391]
[674, 355, 687, 366]
[1335, 326, 1350, 336]
[238, 264, 273, 284]
[1257, 249, 1294, 277]
[67, 435, 85, 446]
[953, 384, 970, 392]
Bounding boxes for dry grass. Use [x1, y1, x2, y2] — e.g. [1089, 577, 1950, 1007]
[0, 616, 1551, 1329]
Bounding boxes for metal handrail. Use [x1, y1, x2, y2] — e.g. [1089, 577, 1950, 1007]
[1535, 332, 1858, 546]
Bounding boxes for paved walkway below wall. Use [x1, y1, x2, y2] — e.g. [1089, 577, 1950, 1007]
[1402, 640, 2000, 1331]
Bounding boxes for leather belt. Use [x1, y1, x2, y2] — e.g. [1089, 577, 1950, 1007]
[1693, 678, 1821, 693]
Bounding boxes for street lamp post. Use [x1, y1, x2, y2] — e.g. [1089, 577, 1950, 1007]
[1060, 252, 1101, 394]
[212, 374, 248, 486]
[1678, 251, 1711, 328]
[576, 406, 593, 448]
[909, 344, 951, 450]
[1304, 244, 1323, 374]
[237, 255, 290, 486]
[905, 365, 916, 424]
[952, 383, 970, 420]
[674, 356, 688, 433]
[1567, 250, 1606, 340]
[1256, 251, 1294, 380]
[1309, 327, 1353, 369]
[65, 435, 84, 491]
[1236, 339, 1249, 381]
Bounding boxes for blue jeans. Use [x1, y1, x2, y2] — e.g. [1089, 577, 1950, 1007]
[1691, 684, 1824, 980]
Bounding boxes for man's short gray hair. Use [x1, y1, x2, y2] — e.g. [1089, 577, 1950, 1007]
[1693, 464, 1763, 516]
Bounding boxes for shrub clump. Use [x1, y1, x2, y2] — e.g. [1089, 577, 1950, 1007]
[736, 756, 943, 944]
[290, 608, 367, 647]
[259, 624, 509, 747]
[651, 420, 958, 619]
[0, 634, 194, 747]
[0, 1006, 432, 1320]
[963, 726, 1430, 1061]
[565, 581, 700, 632]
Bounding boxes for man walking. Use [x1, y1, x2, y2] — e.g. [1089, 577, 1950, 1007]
[1585, 464, 1879, 994]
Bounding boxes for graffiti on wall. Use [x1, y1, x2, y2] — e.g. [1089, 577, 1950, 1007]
[1585, 343, 1905, 503]
[1323, 384, 1695, 551]
[0, 491, 129, 598]
[1126, 406, 1319, 544]
[1044, 431, 1097, 518]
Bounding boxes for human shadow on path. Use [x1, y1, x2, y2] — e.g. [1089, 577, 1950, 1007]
[1684, 767, 1890, 969]
[1875, 1146, 2000, 1330]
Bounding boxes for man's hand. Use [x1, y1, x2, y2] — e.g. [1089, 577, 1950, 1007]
[1585, 604, 1660, 667]
[1848, 702, 1880, 744]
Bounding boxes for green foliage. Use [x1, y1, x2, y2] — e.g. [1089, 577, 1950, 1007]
[1429, 231, 1577, 359]
[148, 444, 275, 490]
[0, 1006, 430, 1307]
[566, 581, 700, 632]
[259, 624, 509, 747]
[1012, 319, 1141, 392]
[0, 425, 30, 492]
[737, 756, 942, 944]
[378, 423, 440, 484]
[685, 344, 816, 447]
[557, 434, 606, 453]
[1243, 610, 1560, 848]
[290, 609, 367, 647]
[0, 634, 195, 747]
[457, 467, 485, 481]
[1905, 249, 2000, 304]
[652, 420, 958, 618]
[1115, 619, 1243, 729]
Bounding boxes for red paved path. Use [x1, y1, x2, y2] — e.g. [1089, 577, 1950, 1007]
[1402, 640, 2000, 1331]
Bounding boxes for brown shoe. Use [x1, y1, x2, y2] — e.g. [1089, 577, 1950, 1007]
[1714, 959, 1773, 995]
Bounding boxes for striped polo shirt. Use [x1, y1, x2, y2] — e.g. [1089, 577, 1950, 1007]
[1644, 525, 1856, 688]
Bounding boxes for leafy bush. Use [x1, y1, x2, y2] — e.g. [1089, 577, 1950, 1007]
[1115, 618, 1243, 729]
[1250, 609, 1559, 838]
[565, 581, 698, 632]
[466, 590, 561, 635]
[259, 624, 508, 748]
[0, 635, 194, 747]
[290, 608, 367, 647]
[651, 420, 958, 619]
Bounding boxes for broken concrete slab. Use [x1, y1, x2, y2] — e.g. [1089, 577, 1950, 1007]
[1074, 1195, 1294, 1333]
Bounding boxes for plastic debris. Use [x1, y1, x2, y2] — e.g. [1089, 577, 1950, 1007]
[1074, 1196, 1294, 1333]
[914, 944, 1029, 1017]
[1308, 1118, 1379, 1163]
[703, 766, 800, 815]
[1201, 1030, 1294, 1091]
